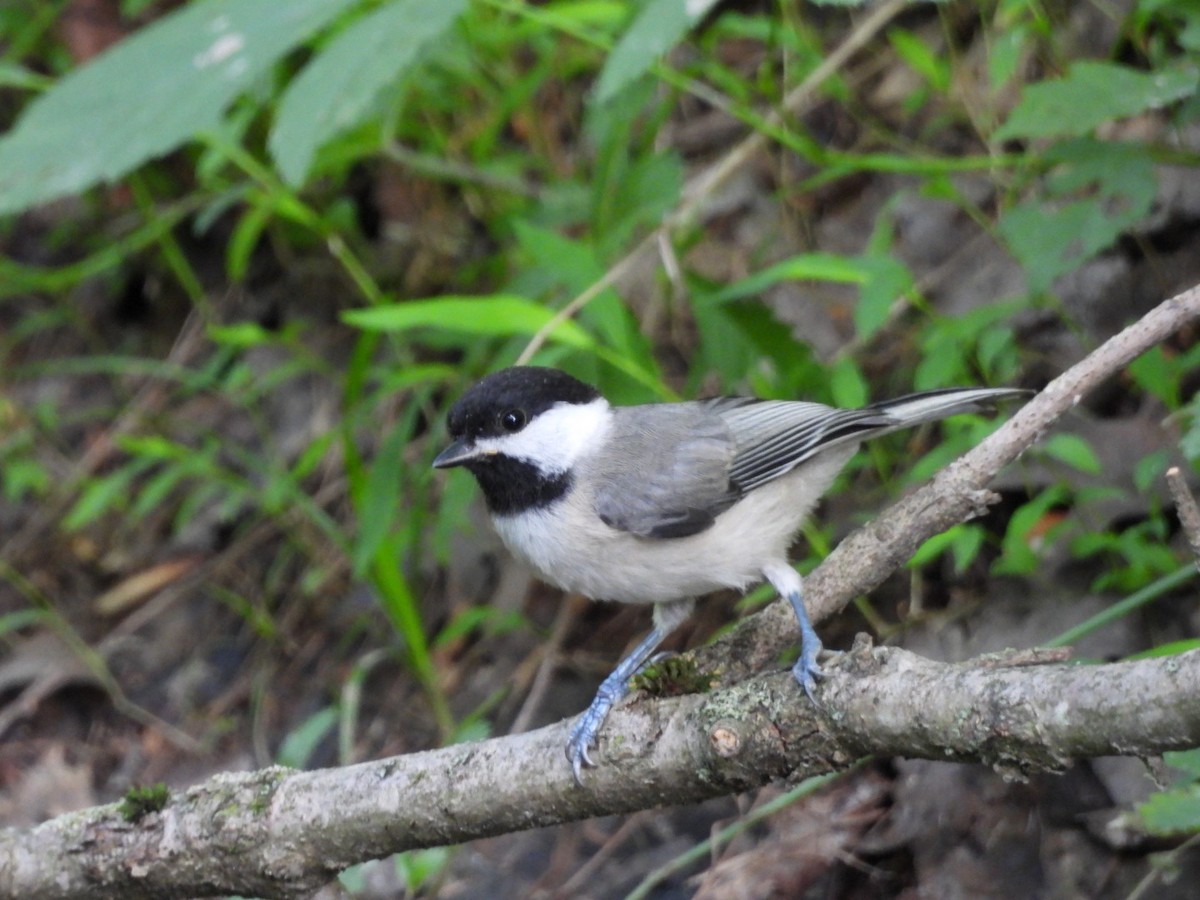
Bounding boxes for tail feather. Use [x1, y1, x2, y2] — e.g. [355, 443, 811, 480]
[868, 387, 1032, 430]
[726, 386, 1030, 492]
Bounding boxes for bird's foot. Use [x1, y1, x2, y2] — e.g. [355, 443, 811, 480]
[565, 672, 631, 784]
[566, 711, 601, 785]
[791, 633, 825, 703]
[563, 621, 679, 784]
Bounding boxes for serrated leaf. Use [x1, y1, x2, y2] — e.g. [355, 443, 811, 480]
[995, 61, 1200, 140]
[592, 0, 721, 104]
[270, 0, 468, 185]
[998, 139, 1156, 295]
[343, 296, 596, 348]
[0, 0, 357, 214]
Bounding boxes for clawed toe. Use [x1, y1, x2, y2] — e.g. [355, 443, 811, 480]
[792, 642, 826, 704]
[566, 715, 601, 785]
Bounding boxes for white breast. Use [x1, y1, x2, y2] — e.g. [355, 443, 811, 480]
[490, 445, 856, 604]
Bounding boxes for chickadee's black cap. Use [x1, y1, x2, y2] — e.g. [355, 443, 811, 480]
[446, 366, 601, 441]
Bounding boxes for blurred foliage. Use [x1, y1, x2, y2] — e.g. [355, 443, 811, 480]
[1140, 748, 1200, 837]
[2, 4, 1200, 850]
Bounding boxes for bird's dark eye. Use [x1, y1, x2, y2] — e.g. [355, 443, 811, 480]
[500, 408, 527, 432]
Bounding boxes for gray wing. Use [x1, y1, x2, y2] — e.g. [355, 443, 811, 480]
[592, 403, 739, 539]
[718, 386, 1027, 491]
[715, 397, 893, 492]
[593, 387, 1025, 539]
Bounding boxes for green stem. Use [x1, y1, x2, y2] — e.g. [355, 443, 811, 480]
[1047, 565, 1197, 650]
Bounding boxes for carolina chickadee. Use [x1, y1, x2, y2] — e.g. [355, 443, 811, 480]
[433, 366, 1026, 782]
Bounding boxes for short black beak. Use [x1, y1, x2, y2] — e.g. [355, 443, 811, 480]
[432, 438, 482, 469]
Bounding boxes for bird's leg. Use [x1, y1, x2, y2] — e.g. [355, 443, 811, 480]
[566, 598, 693, 784]
[763, 561, 824, 701]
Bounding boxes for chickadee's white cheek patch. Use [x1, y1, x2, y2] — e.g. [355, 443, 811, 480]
[481, 398, 612, 473]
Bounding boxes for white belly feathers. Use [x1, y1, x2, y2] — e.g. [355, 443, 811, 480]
[490, 445, 855, 604]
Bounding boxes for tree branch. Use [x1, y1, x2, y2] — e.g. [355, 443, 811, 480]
[4, 286, 1199, 899]
[700, 285, 1200, 681]
[4, 645, 1199, 899]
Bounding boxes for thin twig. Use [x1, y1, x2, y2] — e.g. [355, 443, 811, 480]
[1167, 466, 1200, 570]
[509, 594, 587, 736]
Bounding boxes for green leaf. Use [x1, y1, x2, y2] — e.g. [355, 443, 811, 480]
[538, 0, 627, 32]
[709, 253, 868, 304]
[343, 296, 596, 348]
[705, 251, 906, 340]
[1140, 786, 1200, 836]
[0, 62, 53, 91]
[1183, 394, 1200, 463]
[999, 140, 1155, 293]
[829, 357, 867, 408]
[277, 706, 338, 769]
[270, 0, 469, 185]
[976, 325, 1018, 382]
[226, 201, 275, 282]
[510, 224, 662, 395]
[433, 607, 526, 649]
[2, 456, 50, 502]
[888, 28, 951, 92]
[854, 256, 912, 340]
[908, 523, 985, 572]
[1128, 347, 1180, 408]
[0, 0, 358, 214]
[592, 0, 721, 104]
[1040, 433, 1102, 474]
[1127, 638, 1200, 660]
[207, 321, 281, 348]
[995, 61, 1199, 140]
[987, 25, 1029, 92]
[1165, 749, 1200, 779]
[1133, 449, 1170, 494]
[393, 847, 454, 894]
[992, 486, 1070, 576]
[64, 462, 153, 531]
[0, 609, 49, 636]
[352, 422, 409, 578]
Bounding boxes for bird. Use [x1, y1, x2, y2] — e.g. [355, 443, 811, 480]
[432, 365, 1027, 783]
